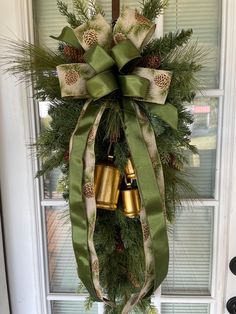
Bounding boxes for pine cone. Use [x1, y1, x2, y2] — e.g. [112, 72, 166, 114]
[63, 45, 85, 63]
[138, 55, 161, 69]
[154, 73, 171, 90]
[135, 9, 150, 25]
[114, 32, 127, 43]
[87, 127, 96, 144]
[127, 272, 141, 289]
[83, 182, 95, 198]
[142, 223, 150, 241]
[169, 155, 184, 171]
[83, 29, 98, 47]
[92, 260, 99, 273]
[64, 70, 80, 86]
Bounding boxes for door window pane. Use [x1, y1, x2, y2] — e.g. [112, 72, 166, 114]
[35, 0, 73, 48]
[161, 303, 210, 314]
[51, 301, 98, 314]
[185, 97, 218, 198]
[162, 207, 214, 295]
[164, 0, 221, 88]
[46, 207, 80, 293]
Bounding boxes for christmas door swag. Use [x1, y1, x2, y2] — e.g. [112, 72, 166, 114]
[5, 1, 203, 313]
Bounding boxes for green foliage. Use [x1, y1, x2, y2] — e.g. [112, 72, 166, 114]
[57, 0, 81, 27]
[72, 0, 105, 23]
[142, 29, 193, 57]
[140, 0, 168, 21]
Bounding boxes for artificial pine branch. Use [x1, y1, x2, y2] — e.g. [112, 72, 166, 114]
[73, 0, 90, 22]
[88, 0, 105, 17]
[140, 0, 168, 21]
[57, 0, 81, 27]
[142, 29, 193, 58]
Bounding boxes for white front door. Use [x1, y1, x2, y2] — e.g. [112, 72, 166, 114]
[1, 0, 236, 313]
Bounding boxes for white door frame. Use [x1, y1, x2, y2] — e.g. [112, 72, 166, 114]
[0, 0, 236, 313]
[0, 200, 10, 314]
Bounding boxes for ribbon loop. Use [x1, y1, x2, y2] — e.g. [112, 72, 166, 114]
[119, 75, 150, 98]
[84, 44, 115, 73]
[86, 71, 119, 99]
[111, 40, 141, 73]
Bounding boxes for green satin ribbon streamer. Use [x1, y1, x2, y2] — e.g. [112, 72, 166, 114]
[143, 102, 178, 130]
[119, 75, 149, 98]
[122, 99, 169, 293]
[69, 101, 104, 302]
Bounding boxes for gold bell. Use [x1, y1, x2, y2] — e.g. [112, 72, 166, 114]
[122, 159, 141, 218]
[94, 156, 121, 210]
[121, 183, 141, 218]
[125, 159, 136, 179]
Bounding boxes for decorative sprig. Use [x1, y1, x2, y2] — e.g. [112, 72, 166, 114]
[72, 0, 105, 23]
[57, 0, 81, 27]
[140, 0, 168, 21]
[142, 29, 193, 58]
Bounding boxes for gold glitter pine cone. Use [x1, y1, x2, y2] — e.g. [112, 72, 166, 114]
[63, 45, 85, 63]
[64, 70, 79, 86]
[142, 223, 150, 241]
[92, 260, 99, 273]
[83, 182, 95, 198]
[114, 32, 127, 43]
[154, 73, 171, 90]
[87, 128, 96, 143]
[83, 29, 98, 47]
[135, 9, 150, 25]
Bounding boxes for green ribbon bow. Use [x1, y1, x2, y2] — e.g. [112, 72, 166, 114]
[55, 8, 179, 312]
[84, 40, 150, 99]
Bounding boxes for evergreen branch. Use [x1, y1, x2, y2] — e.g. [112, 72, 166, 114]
[1, 39, 65, 82]
[140, 0, 168, 21]
[57, 0, 81, 27]
[88, 0, 105, 16]
[142, 29, 193, 58]
[73, 0, 90, 22]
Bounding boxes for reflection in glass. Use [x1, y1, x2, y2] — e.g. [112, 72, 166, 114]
[164, 0, 221, 89]
[46, 207, 81, 293]
[185, 97, 218, 198]
[51, 301, 98, 314]
[161, 303, 210, 314]
[162, 207, 213, 295]
[39, 102, 64, 199]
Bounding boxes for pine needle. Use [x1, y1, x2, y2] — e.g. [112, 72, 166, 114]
[57, 0, 81, 27]
[140, 0, 168, 21]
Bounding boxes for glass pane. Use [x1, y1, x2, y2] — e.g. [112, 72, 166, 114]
[39, 102, 63, 199]
[161, 303, 210, 314]
[46, 207, 80, 293]
[164, 0, 221, 89]
[185, 97, 218, 198]
[35, 0, 74, 49]
[162, 207, 213, 295]
[51, 301, 98, 314]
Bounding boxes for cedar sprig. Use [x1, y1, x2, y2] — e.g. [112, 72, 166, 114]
[140, 0, 168, 21]
[57, 0, 81, 27]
